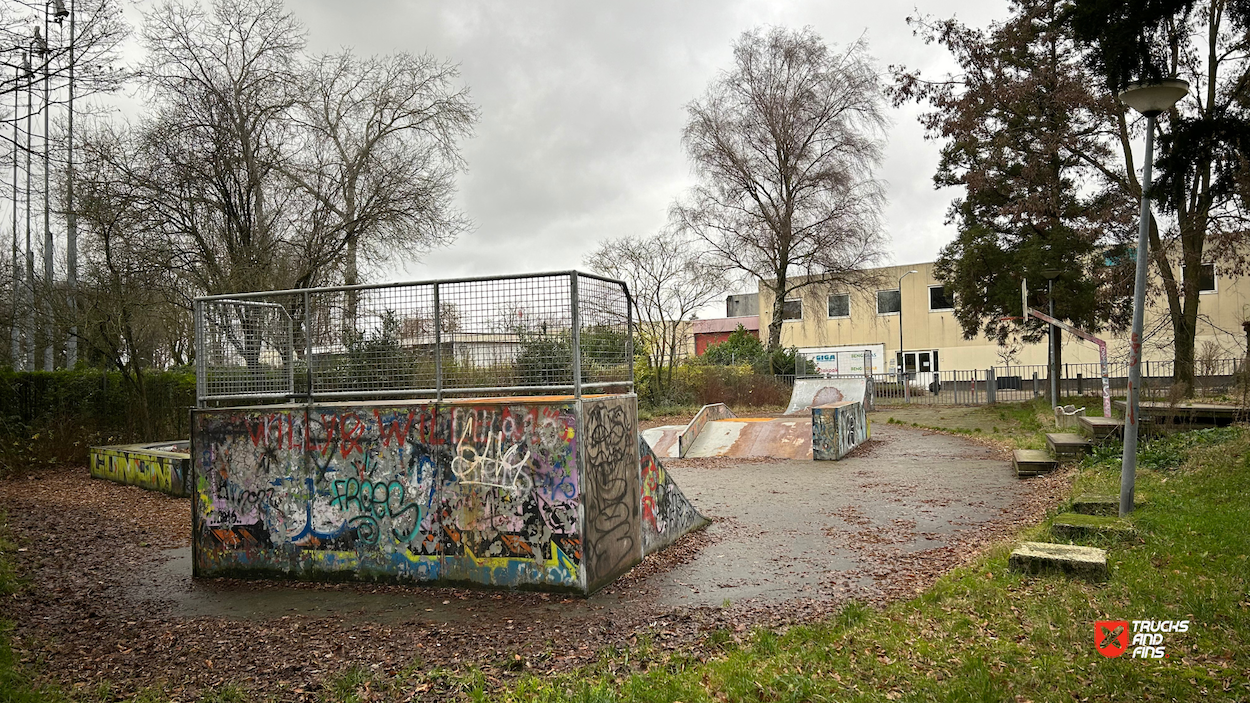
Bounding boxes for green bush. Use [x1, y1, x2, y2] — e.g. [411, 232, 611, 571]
[0, 369, 195, 476]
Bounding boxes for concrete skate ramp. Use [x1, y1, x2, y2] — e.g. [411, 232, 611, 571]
[785, 377, 873, 415]
[640, 425, 682, 458]
[639, 436, 710, 554]
[684, 418, 812, 459]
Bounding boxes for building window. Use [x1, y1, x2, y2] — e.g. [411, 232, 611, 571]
[827, 293, 850, 318]
[1183, 263, 1217, 293]
[877, 289, 901, 315]
[929, 285, 953, 311]
[781, 298, 802, 321]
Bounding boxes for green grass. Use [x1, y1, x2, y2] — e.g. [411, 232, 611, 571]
[877, 397, 1096, 450]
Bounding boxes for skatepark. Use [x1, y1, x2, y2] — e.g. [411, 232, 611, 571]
[0, 273, 1071, 698]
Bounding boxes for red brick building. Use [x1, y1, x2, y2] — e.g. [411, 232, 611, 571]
[692, 316, 760, 355]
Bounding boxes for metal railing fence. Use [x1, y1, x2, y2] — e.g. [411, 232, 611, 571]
[194, 271, 633, 406]
[805, 357, 1246, 407]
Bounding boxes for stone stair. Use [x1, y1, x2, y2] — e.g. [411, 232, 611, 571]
[1046, 432, 1092, 460]
[1013, 449, 1058, 477]
[1078, 415, 1125, 442]
[1008, 542, 1108, 580]
[1051, 512, 1135, 540]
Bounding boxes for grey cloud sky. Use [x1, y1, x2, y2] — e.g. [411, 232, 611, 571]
[285, 1, 1008, 292]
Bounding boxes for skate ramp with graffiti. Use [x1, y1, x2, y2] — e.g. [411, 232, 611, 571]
[812, 401, 870, 460]
[192, 394, 707, 594]
[785, 377, 874, 415]
[638, 436, 709, 554]
[681, 417, 813, 459]
[91, 441, 193, 497]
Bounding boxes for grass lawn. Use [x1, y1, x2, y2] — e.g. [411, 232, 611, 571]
[871, 396, 1109, 451]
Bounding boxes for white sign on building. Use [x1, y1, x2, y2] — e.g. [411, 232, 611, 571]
[801, 344, 886, 376]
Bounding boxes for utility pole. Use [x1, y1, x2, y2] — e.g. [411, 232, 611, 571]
[11, 65, 21, 367]
[66, 0, 78, 367]
[25, 54, 35, 372]
[40, 12, 55, 371]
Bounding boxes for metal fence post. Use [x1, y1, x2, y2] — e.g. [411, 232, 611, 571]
[194, 300, 205, 408]
[570, 273, 582, 399]
[286, 312, 295, 399]
[1032, 372, 1039, 398]
[987, 368, 997, 404]
[303, 289, 313, 403]
[625, 284, 634, 390]
[434, 282, 443, 402]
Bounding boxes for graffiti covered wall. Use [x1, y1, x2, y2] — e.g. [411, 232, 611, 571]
[639, 436, 709, 555]
[192, 396, 649, 593]
[581, 395, 643, 591]
[90, 443, 192, 497]
[812, 401, 870, 461]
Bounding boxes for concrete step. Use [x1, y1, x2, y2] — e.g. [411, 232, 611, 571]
[1051, 512, 1135, 541]
[1009, 541, 1108, 581]
[1046, 432, 1092, 460]
[1013, 449, 1058, 477]
[1072, 494, 1121, 516]
[1078, 415, 1124, 441]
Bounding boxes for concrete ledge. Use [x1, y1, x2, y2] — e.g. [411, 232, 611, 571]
[1071, 494, 1139, 516]
[1008, 541, 1108, 581]
[1013, 449, 1058, 477]
[1051, 512, 1135, 541]
[1046, 432, 1092, 460]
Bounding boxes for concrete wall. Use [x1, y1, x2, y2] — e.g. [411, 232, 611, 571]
[191, 395, 653, 593]
[639, 436, 710, 554]
[812, 401, 870, 461]
[90, 442, 192, 497]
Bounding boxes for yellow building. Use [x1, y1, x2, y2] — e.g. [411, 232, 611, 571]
[757, 261, 1250, 374]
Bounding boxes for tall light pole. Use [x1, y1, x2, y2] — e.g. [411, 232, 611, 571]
[1118, 78, 1189, 518]
[61, 0, 77, 368]
[898, 269, 917, 401]
[38, 12, 54, 371]
[1042, 268, 1061, 408]
[11, 64, 21, 367]
[24, 51, 35, 372]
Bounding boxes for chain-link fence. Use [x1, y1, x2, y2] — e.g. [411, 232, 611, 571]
[194, 271, 633, 406]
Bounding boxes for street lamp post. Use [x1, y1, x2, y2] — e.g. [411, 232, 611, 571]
[1042, 269, 1061, 408]
[898, 269, 917, 402]
[1118, 78, 1189, 518]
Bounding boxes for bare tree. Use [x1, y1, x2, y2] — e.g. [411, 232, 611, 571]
[285, 51, 477, 290]
[69, 123, 187, 434]
[675, 26, 889, 352]
[75, 0, 476, 301]
[585, 230, 724, 401]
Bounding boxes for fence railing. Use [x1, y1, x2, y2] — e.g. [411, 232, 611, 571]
[194, 271, 633, 406]
[801, 357, 1246, 408]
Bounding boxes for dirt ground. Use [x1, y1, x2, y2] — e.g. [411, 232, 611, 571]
[0, 422, 1073, 701]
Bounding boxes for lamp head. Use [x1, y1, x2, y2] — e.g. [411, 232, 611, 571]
[1041, 268, 1062, 280]
[1119, 78, 1189, 116]
[53, 0, 69, 23]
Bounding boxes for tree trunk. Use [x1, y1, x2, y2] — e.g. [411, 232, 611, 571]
[766, 279, 786, 352]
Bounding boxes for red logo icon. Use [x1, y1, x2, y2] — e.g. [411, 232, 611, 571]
[1095, 620, 1129, 658]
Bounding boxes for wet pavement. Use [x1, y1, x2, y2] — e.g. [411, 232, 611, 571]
[129, 422, 1015, 618]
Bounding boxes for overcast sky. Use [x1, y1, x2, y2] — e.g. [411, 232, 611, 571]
[114, 0, 1008, 297]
